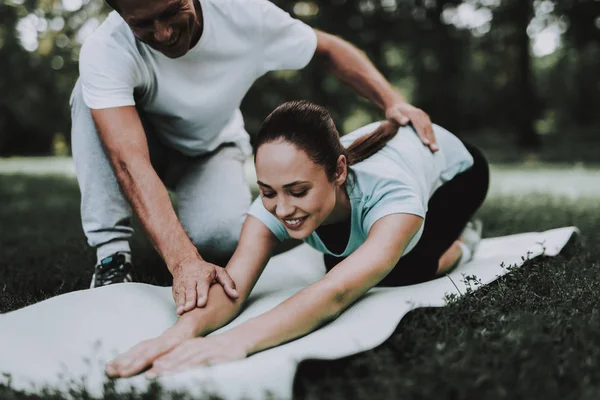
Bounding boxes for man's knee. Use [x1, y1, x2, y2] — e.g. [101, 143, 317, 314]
[187, 217, 244, 266]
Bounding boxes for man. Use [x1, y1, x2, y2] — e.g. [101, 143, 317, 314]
[71, 0, 438, 316]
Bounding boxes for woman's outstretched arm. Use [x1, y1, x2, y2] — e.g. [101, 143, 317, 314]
[144, 213, 423, 375]
[106, 215, 278, 377]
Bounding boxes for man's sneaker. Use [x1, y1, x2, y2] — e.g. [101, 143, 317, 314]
[460, 219, 484, 261]
[90, 252, 134, 288]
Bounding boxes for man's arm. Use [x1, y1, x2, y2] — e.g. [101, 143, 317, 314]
[91, 106, 238, 314]
[105, 215, 278, 377]
[312, 30, 438, 152]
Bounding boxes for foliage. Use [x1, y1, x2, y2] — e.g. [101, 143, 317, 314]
[0, 0, 599, 155]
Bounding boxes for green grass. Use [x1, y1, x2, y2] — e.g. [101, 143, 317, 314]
[0, 172, 599, 399]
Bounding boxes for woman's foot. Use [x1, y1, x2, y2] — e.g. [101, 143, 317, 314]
[459, 219, 483, 262]
[437, 220, 483, 275]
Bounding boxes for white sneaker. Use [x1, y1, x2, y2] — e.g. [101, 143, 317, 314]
[460, 219, 483, 261]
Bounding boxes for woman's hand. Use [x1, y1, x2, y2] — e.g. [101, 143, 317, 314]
[385, 102, 438, 152]
[144, 335, 248, 377]
[105, 330, 189, 378]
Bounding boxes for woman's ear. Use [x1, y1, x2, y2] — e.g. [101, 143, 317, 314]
[335, 155, 348, 186]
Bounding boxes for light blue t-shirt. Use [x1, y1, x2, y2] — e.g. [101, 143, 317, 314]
[248, 122, 474, 257]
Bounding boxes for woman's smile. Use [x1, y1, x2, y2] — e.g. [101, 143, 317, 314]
[282, 215, 308, 230]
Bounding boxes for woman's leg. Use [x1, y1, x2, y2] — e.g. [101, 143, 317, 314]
[378, 142, 490, 286]
[438, 240, 464, 273]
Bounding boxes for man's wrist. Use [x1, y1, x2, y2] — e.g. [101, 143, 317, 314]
[166, 248, 203, 275]
[382, 93, 407, 110]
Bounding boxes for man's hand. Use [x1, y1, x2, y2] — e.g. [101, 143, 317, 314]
[105, 330, 187, 378]
[385, 102, 438, 152]
[172, 259, 239, 315]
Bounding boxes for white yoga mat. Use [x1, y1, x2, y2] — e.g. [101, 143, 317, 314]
[0, 226, 578, 399]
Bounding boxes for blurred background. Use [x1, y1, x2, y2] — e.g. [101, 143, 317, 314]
[0, 0, 599, 163]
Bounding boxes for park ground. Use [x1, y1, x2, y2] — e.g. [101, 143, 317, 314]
[0, 157, 599, 399]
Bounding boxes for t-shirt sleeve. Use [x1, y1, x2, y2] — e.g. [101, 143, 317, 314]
[258, 0, 318, 73]
[78, 36, 141, 109]
[361, 181, 426, 234]
[247, 196, 290, 241]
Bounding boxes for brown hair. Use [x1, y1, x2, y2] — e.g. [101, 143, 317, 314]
[254, 100, 400, 181]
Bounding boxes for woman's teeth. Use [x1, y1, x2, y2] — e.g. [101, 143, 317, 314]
[285, 218, 304, 226]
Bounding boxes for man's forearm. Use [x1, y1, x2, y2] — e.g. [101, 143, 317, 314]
[316, 31, 406, 110]
[110, 154, 200, 272]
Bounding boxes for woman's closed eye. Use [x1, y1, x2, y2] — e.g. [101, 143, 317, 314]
[290, 190, 308, 198]
[261, 190, 308, 198]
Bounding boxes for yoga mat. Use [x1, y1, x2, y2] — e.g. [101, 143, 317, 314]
[0, 226, 578, 399]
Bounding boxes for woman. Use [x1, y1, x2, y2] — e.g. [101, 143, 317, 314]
[106, 100, 489, 377]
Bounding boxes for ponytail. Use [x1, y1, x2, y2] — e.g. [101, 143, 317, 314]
[345, 120, 400, 165]
[255, 101, 401, 182]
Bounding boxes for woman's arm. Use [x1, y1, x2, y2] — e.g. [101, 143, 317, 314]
[145, 213, 423, 375]
[105, 215, 278, 377]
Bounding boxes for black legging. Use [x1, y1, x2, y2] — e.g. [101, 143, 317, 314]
[324, 142, 490, 286]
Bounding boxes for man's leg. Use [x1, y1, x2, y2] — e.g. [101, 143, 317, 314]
[71, 79, 134, 264]
[175, 144, 251, 267]
[70, 79, 170, 285]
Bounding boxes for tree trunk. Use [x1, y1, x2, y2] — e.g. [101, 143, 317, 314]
[515, 0, 541, 149]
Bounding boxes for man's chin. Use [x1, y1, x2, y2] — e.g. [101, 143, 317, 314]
[160, 47, 188, 59]
[150, 41, 188, 58]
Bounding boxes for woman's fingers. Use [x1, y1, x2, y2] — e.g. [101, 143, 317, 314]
[147, 353, 212, 377]
[106, 336, 182, 377]
[215, 268, 239, 299]
[143, 336, 248, 377]
[106, 344, 156, 377]
[148, 342, 200, 375]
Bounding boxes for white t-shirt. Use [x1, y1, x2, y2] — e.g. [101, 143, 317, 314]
[248, 123, 474, 257]
[79, 0, 318, 157]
